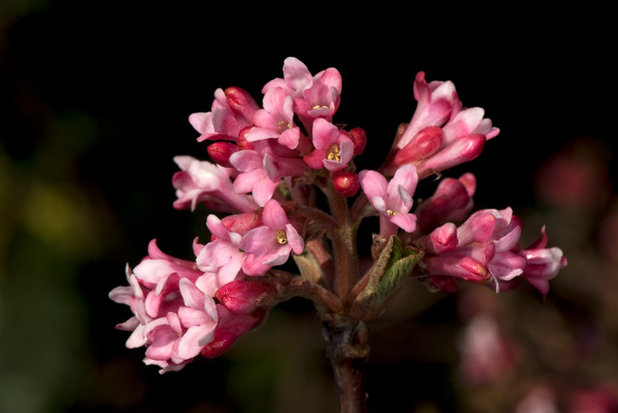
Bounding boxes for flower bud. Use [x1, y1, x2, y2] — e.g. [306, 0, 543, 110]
[236, 127, 255, 151]
[215, 280, 277, 314]
[220, 211, 263, 235]
[332, 170, 360, 197]
[393, 126, 443, 165]
[207, 141, 238, 167]
[347, 127, 367, 156]
[224, 86, 259, 122]
[417, 134, 485, 178]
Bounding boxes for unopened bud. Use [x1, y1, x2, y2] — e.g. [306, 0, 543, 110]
[220, 211, 263, 235]
[215, 280, 277, 314]
[236, 127, 255, 151]
[417, 134, 485, 178]
[224, 87, 259, 122]
[332, 170, 360, 197]
[207, 141, 238, 167]
[347, 127, 367, 156]
[393, 126, 443, 165]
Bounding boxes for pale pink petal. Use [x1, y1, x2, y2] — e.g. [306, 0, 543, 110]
[177, 306, 210, 328]
[252, 176, 280, 206]
[389, 212, 417, 233]
[240, 226, 276, 255]
[233, 169, 264, 194]
[285, 223, 305, 254]
[242, 253, 272, 276]
[261, 199, 289, 229]
[311, 118, 338, 149]
[177, 323, 217, 360]
[179, 278, 205, 309]
[359, 170, 388, 203]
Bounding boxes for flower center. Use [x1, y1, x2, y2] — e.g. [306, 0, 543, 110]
[386, 209, 398, 216]
[275, 230, 288, 245]
[278, 120, 292, 131]
[326, 144, 341, 162]
[312, 104, 329, 110]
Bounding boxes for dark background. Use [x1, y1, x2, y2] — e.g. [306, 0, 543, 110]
[1, 2, 616, 412]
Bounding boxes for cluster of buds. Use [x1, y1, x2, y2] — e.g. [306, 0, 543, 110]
[110, 57, 567, 373]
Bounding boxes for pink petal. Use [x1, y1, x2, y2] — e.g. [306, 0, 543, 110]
[177, 323, 217, 360]
[285, 223, 305, 254]
[252, 176, 280, 207]
[389, 212, 417, 233]
[359, 170, 388, 204]
[240, 226, 275, 255]
[241, 253, 272, 276]
[311, 118, 338, 149]
[261, 199, 289, 229]
[177, 306, 210, 328]
[179, 278, 205, 309]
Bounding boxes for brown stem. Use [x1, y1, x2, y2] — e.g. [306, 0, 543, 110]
[322, 315, 370, 413]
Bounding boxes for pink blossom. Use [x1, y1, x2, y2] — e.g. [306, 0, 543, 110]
[143, 278, 218, 372]
[240, 199, 305, 275]
[230, 142, 307, 206]
[109, 240, 218, 373]
[195, 214, 246, 287]
[188, 87, 258, 142]
[304, 118, 355, 171]
[389, 72, 499, 177]
[262, 57, 342, 129]
[415, 173, 476, 234]
[247, 87, 304, 149]
[519, 227, 567, 297]
[172, 155, 257, 213]
[359, 164, 418, 237]
[417, 208, 527, 289]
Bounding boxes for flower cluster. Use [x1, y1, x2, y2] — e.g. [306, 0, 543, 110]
[110, 57, 567, 372]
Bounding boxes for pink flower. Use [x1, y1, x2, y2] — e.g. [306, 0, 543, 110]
[230, 141, 307, 206]
[519, 227, 567, 297]
[143, 278, 218, 373]
[415, 173, 476, 234]
[109, 240, 218, 373]
[195, 214, 246, 287]
[416, 208, 527, 290]
[359, 164, 418, 237]
[240, 199, 304, 275]
[389, 72, 499, 177]
[172, 155, 257, 213]
[260, 57, 343, 132]
[304, 118, 355, 171]
[188, 87, 258, 142]
[247, 87, 304, 149]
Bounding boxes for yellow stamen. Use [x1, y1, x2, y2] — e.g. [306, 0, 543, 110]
[275, 230, 288, 245]
[312, 104, 329, 110]
[327, 144, 341, 162]
[386, 209, 398, 216]
[278, 120, 291, 130]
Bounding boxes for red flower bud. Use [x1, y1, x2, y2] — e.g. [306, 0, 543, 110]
[393, 126, 443, 165]
[332, 170, 360, 197]
[207, 141, 238, 167]
[236, 127, 255, 151]
[224, 86, 259, 122]
[215, 280, 277, 314]
[347, 127, 367, 156]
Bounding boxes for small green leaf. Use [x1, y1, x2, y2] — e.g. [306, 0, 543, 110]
[350, 236, 424, 320]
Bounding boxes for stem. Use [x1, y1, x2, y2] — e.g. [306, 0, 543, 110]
[318, 177, 359, 302]
[322, 315, 370, 413]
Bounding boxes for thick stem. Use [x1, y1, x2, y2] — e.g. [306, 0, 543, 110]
[322, 315, 370, 413]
